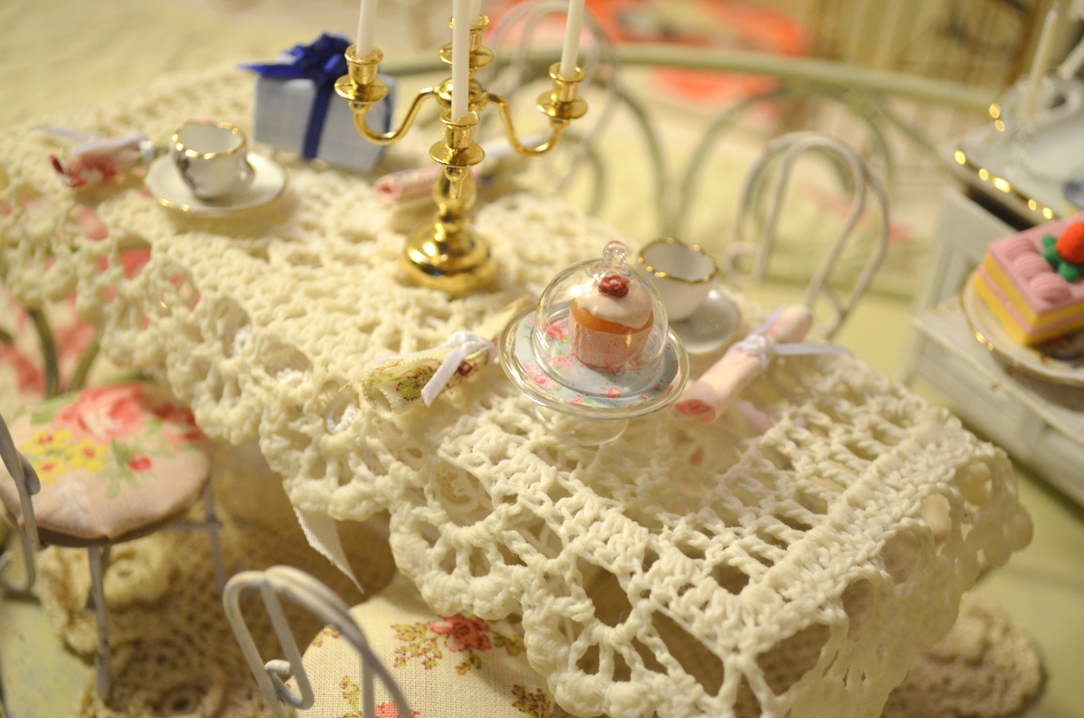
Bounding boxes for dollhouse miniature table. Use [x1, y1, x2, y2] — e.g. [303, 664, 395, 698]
[0, 67, 1033, 718]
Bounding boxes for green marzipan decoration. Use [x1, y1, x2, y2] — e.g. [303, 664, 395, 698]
[1042, 234, 1083, 282]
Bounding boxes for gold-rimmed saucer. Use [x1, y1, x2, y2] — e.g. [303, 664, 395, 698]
[146, 152, 287, 217]
[671, 285, 741, 355]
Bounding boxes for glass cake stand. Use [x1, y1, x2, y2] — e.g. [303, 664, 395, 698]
[500, 241, 689, 444]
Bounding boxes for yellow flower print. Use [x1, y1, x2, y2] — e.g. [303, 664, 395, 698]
[67, 439, 107, 473]
[33, 456, 68, 484]
[20, 428, 74, 457]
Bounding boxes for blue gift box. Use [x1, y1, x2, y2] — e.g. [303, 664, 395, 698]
[244, 34, 394, 173]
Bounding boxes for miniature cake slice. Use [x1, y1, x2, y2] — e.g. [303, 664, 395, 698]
[973, 216, 1084, 346]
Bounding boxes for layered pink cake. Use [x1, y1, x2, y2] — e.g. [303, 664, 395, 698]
[568, 272, 653, 369]
[973, 216, 1084, 346]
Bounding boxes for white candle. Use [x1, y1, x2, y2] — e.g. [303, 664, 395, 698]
[452, 0, 471, 121]
[355, 0, 378, 57]
[559, 0, 585, 78]
[1024, 7, 1058, 117]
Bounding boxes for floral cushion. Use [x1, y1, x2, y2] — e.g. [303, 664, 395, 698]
[0, 382, 212, 545]
[298, 576, 554, 718]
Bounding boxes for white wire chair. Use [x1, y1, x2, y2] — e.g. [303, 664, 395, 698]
[223, 565, 411, 718]
[0, 391, 224, 699]
[723, 131, 890, 339]
[0, 413, 41, 594]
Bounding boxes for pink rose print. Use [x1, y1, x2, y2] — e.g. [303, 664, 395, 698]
[0, 344, 44, 395]
[524, 363, 555, 389]
[119, 245, 152, 279]
[55, 384, 148, 441]
[72, 205, 108, 241]
[549, 355, 574, 369]
[126, 454, 152, 472]
[605, 387, 622, 398]
[393, 617, 524, 675]
[374, 702, 419, 718]
[544, 322, 565, 341]
[427, 616, 492, 653]
[1, 290, 30, 331]
[152, 401, 205, 444]
[54, 313, 96, 369]
[340, 677, 419, 718]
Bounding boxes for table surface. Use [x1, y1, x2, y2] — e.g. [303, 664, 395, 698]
[0, 57, 1036, 718]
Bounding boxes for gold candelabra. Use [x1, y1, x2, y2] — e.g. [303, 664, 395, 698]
[335, 16, 588, 295]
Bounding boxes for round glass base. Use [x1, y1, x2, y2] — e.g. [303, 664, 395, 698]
[532, 405, 628, 446]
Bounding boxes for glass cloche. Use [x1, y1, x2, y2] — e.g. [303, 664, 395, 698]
[500, 241, 688, 443]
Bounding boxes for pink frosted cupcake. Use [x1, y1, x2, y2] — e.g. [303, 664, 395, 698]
[568, 272, 653, 369]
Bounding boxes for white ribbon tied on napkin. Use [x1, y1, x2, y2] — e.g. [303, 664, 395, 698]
[674, 305, 850, 424]
[420, 331, 496, 406]
[358, 295, 533, 418]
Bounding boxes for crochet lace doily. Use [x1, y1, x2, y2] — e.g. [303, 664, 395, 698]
[0, 65, 1033, 718]
[33, 445, 1042, 718]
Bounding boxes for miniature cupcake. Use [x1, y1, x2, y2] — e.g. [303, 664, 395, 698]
[569, 268, 654, 369]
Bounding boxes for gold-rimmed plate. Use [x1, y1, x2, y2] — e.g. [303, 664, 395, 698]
[146, 152, 287, 217]
[962, 270, 1084, 387]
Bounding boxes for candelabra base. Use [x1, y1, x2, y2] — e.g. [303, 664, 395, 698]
[402, 224, 497, 295]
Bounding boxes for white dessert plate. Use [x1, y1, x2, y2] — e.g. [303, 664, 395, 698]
[962, 270, 1084, 387]
[671, 285, 741, 354]
[146, 153, 287, 217]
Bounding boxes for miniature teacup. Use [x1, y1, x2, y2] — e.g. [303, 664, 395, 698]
[171, 121, 255, 200]
[637, 237, 719, 322]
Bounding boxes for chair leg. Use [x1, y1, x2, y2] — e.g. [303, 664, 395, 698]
[0, 525, 36, 594]
[168, 482, 226, 590]
[87, 545, 113, 699]
[202, 482, 226, 592]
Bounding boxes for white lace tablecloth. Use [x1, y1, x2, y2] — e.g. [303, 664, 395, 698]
[0, 66, 1033, 718]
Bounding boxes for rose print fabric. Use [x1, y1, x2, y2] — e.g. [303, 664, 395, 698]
[0, 382, 212, 544]
[297, 575, 553, 718]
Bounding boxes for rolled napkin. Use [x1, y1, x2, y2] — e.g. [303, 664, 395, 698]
[373, 137, 533, 204]
[43, 128, 159, 189]
[674, 304, 850, 424]
[360, 295, 533, 418]
[374, 164, 478, 204]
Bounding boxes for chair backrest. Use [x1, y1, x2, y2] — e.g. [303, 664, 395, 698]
[479, 2, 671, 229]
[223, 565, 411, 718]
[0, 411, 40, 593]
[726, 131, 890, 339]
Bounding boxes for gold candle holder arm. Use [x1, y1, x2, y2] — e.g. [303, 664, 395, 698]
[335, 46, 441, 146]
[486, 63, 589, 157]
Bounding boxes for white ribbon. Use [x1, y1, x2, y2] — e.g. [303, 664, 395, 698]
[420, 331, 495, 406]
[733, 332, 851, 368]
[732, 307, 852, 368]
[37, 126, 156, 162]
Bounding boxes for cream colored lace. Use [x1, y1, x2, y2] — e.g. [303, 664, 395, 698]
[0, 65, 1033, 718]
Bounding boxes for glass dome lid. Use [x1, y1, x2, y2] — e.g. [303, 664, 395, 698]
[499, 241, 688, 424]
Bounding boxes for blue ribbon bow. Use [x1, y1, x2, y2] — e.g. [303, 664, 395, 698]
[243, 33, 352, 160]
